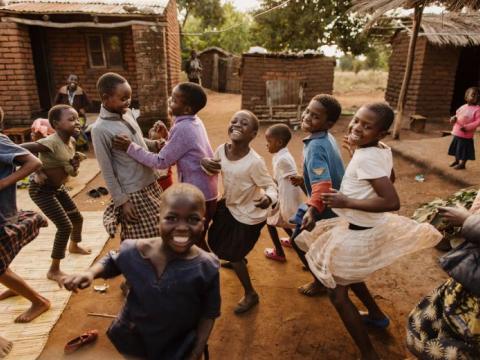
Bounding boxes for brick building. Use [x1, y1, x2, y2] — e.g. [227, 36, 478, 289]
[198, 47, 240, 93]
[386, 14, 480, 123]
[241, 52, 335, 125]
[0, 0, 181, 131]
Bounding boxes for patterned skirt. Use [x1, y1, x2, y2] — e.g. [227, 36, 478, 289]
[0, 211, 48, 274]
[103, 182, 162, 240]
[407, 278, 480, 359]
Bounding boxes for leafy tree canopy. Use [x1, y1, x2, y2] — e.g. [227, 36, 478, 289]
[177, 0, 225, 28]
[252, 0, 371, 55]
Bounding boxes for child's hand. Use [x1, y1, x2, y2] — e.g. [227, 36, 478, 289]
[121, 200, 138, 223]
[112, 134, 132, 152]
[321, 189, 350, 208]
[301, 207, 317, 232]
[63, 272, 93, 293]
[33, 170, 48, 185]
[342, 135, 355, 157]
[154, 139, 166, 152]
[200, 158, 221, 175]
[438, 206, 470, 227]
[70, 156, 81, 171]
[289, 175, 304, 187]
[450, 116, 457, 124]
[254, 195, 272, 209]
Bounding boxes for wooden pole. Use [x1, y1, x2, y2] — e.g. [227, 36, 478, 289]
[392, 4, 424, 139]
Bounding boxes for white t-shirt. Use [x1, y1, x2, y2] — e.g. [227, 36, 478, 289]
[270, 147, 305, 222]
[333, 146, 393, 227]
[216, 144, 278, 225]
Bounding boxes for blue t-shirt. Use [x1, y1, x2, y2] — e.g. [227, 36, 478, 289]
[100, 240, 221, 359]
[0, 134, 30, 226]
[302, 131, 345, 196]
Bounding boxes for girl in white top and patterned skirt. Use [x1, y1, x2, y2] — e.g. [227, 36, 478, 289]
[295, 103, 442, 360]
[202, 110, 277, 315]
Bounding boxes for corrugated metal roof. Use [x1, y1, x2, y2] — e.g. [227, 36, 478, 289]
[0, 0, 169, 16]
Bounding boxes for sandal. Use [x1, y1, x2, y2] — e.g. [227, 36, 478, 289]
[280, 237, 292, 248]
[87, 189, 101, 198]
[64, 329, 98, 354]
[97, 187, 109, 195]
[359, 311, 390, 329]
[264, 248, 286, 262]
[234, 293, 259, 314]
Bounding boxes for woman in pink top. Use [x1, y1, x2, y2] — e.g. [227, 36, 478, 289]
[448, 87, 480, 170]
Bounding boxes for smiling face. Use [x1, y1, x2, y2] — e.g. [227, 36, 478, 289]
[301, 99, 332, 133]
[348, 106, 387, 147]
[160, 193, 205, 254]
[169, 86, 191, 116]
[102, 82, 132, 114]
[53, 107, 81, 137]
[228, 111, 257, 143]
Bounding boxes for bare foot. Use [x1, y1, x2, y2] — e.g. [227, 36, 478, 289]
[0, 289, 17, 301]
[14, 297, 50, 323]
[298, 280, 326, 297]
[69, 242, 92, 255]
[47, 269, 67, 287]
[0, 336, 13, 358]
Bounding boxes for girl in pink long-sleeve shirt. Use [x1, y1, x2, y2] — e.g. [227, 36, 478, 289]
[448, 87, 480, 170]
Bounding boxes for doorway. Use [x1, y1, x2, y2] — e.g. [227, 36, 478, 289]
[450, 46, 480, 114]
[29, 26, 54, 116]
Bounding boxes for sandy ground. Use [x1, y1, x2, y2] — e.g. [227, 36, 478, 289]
[37, 91, 461, 360]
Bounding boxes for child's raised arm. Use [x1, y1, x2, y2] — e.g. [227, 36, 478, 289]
[321, 176, 400, 213]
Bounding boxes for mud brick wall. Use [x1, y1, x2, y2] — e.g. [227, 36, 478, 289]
[165, 0, 181, 94]
[199, 52, 216, 90]
[225, 55, 241, 94]
[386, 32, 460, 122]
[241, 54, 335, 111]
[0, 22, 41, 126]
[47, 27, 138, 109]
[131, 24, 169, 132]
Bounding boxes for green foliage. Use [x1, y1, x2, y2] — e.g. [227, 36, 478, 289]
[252, 0, 370, 55]
[338, 45, 391, 72]
[177, 0, 225, 28]
[182, 2, 253, 55]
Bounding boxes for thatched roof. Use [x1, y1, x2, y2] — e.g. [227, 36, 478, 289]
[404, 13, 480, 46]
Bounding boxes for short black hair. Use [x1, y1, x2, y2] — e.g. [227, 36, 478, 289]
[312, 94, 342, 123]
[237, 110, 259, 131]
[177, 82, 207, 114]
[364, 102, 395, 131]
[48, 104, 75, 128]
[465, 86, 480, 100]
[160, 183, 206, 214]
[267, 123, 292, 146]
[97, 72, 128, 96]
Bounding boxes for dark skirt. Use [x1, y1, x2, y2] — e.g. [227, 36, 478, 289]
[208, 200, 265, 262]
[448, 135, 475, 161]
[0, 210, 48, 274]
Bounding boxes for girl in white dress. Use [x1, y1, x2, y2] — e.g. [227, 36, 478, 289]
[295, 103, 442, 360]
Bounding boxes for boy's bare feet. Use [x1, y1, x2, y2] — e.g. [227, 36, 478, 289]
[298, 280, 326, 297]
[0, 289, 17, 301]
[14, 296, 50, 323]
[69, 242, 92, 255]
[47, 269, 67, 286]
[0, 336, 13, 358]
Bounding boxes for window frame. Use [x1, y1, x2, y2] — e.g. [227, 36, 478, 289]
[86, 33, 124, 69]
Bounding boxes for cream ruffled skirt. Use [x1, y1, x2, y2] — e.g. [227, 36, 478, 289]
[295, 214, 442, 288]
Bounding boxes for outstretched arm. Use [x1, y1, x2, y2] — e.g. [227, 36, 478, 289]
[20, 142, 50, 154]
[321, 176, 400, 213]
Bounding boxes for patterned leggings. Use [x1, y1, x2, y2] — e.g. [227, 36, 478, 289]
[29, 182, 83, 259]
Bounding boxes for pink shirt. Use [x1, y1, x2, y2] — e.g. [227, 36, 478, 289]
[452, 104, 480, 139]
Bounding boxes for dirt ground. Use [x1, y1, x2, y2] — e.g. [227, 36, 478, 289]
[38, 91, 461, 360]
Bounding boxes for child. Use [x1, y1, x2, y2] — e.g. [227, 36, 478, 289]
[290, 94, 345, 296]
[113, 82, 218, 248]
[407, 206, 480, 359]
[448, 86, 480, 170]
[0, 126, 50, 330]
[263, 124, 304, 262]
[202, 110, 277, 314]
[91, 72, 162, 240]
[148, 119, 173, 191]
[63, 183, 220, 360]
[295, 103, 442, 360]
[21, 105, 89, 285]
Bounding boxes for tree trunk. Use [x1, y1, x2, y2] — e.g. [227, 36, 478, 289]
[392, 4, 424, 139]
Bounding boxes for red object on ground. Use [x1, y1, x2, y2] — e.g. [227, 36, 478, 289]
[64, 329, 98, 354]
